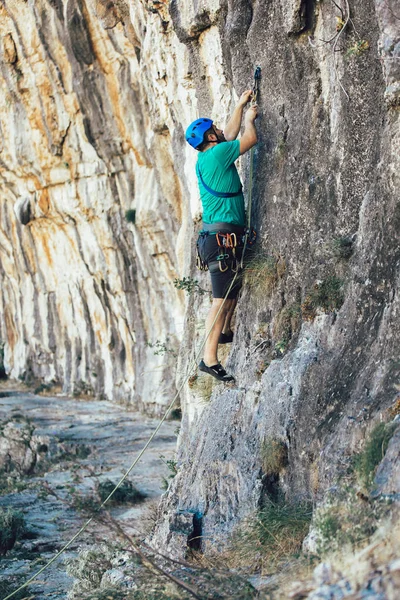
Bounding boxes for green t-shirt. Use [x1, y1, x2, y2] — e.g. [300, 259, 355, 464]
[196, 139, 246, 226]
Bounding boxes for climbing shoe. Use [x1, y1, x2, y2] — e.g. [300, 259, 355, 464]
[219, 331, 234, 344]
[198, 360, 234, 382]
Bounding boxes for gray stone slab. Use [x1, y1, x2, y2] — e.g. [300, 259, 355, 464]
[0, 391, 178, 599]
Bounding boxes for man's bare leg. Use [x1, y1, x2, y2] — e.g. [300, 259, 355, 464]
[222, 299, 236, 335]
[203, 298, 235, 366]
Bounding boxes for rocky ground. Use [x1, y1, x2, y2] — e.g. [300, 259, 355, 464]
[0, 382, 179, 599]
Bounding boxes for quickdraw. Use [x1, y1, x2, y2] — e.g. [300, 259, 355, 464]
[196, 231, 209, 271]
[251, 66, 261, 106]
[244, 227, 257, 247]
[196, 253, 208, 271]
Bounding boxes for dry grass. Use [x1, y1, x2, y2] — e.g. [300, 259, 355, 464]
[261, 438, 288, 476]
[388, 396, 400, 419]
[244, 252, 279, 296]
[213, 500, 312, 575]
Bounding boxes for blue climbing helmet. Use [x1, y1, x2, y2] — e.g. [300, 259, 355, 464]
[185, 118, 213, 149]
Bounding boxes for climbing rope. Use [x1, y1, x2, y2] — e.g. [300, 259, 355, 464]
[2, 66, 261, 600]
[241, 66, 261, 266]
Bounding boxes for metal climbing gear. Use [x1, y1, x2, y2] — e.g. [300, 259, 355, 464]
[251, 66, 261, 106]
[243, 227, 257, 247]
[196, 231, 209, 271]
[196, 228, 244, 273]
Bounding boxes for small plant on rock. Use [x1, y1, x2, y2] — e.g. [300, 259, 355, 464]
[388, 396, 400, 419]
[302, 276, 344, 320]
[332, 236, 354, 259]
[146, 338, 177, 357]
[273, 303, 301, 356]
[97, 479, 146, 505]
[345, 39, 369, 58]
[160, 454, 178, 490]
[313, 487, 388, 555]
[0, 508, 25, 555]
[65, 543, 116, 599]
[174, 277, 207, 296]
[0, 577, 28, 600]
[244, 252, 280, 295]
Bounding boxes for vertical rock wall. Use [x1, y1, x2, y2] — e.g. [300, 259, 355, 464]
[150, 0, 400, 555]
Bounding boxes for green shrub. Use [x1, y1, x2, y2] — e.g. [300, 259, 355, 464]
[97, 480, 146, 505]
[0, 577, 28, 600]
[160, 454, 178, 490]
[0, 473, 31, 497]
[332, 236, 354, 259]
[65, 544, 115, 598]
[146, 338, 177, 357]
[125, 209, 136, 224]
[354, 422, 397, 489]
[0, 508, 25, 555]
[302, 276, 344, 320]
[345, 39, 369, 58]
[174, 277, 207, 296]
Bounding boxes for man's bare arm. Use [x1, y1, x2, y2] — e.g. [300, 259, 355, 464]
[239, 105, 258, 155]
[224, 90, 252, 141]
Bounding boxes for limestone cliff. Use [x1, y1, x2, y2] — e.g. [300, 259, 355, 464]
[1, 0, 400, 596]
[0, 0, 195, 411]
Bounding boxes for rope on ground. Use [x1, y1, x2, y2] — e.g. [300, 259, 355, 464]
[2, 68, 261, 600]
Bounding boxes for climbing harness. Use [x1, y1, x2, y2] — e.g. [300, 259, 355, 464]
[2, 67, 261, 600]
[196, 228, 246, 274]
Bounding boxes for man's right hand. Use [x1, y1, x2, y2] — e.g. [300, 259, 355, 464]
[238, 90, 253, 107]
[245, 105, 258, 123]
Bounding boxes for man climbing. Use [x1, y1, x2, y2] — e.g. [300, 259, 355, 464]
[185, 91, 258, 382]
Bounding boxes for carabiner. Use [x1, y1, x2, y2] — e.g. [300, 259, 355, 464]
[216, 232, 225, 247]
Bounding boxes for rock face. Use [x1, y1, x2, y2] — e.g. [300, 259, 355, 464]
[149, 0, 400, 559]
[0, 0, 399, 580]
[0, 0, 192, 411]
[0, 414, 37, 474]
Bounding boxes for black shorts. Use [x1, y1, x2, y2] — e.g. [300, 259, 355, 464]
[197, 223, 246, 299]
